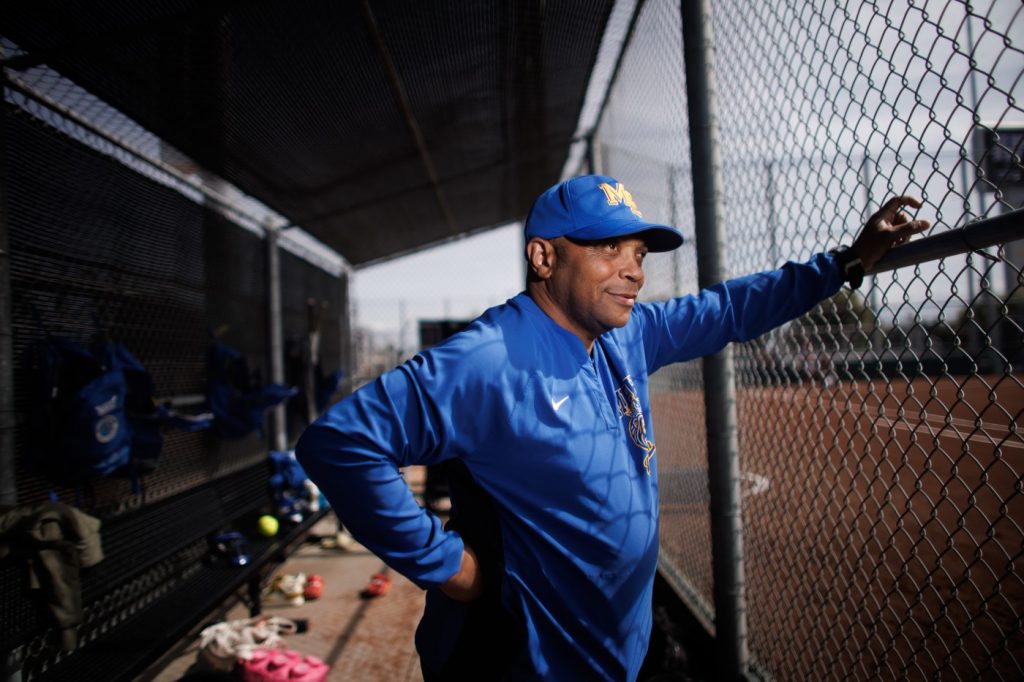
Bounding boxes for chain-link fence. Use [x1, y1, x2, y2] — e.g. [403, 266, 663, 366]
[1, 41, 352, 516]
[588, 0, 1022, 679]
[2, 46, 350, 675]
[4, 53, 349, 516]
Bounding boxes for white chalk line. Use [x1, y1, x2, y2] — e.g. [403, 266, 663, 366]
[747, 392, 1022, 452]
[869, 412, 1024, 453]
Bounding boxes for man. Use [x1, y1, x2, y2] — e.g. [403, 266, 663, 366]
[295, 175, 928, 680]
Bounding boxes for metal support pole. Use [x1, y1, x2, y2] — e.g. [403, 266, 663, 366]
[670, 166, 681, 296]
[681, 1, 748, 679]
[585, 133, 596, 175]
[304, 298, 322, 424]
[766, 159, 778, 268]
[338, 270, 355, 398]
[960, 12, 980, 303]
[958, 160, 979, 304]
[266, 224, 287, 452]
[0, 99, 16, 506]
[859, 154, 882, 349]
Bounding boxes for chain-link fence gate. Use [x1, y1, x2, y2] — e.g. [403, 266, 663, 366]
[583, 1, 1023, 679]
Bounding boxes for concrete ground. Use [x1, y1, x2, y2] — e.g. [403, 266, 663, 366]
[136, 465, 709, 682]
[140, 471, 431, 682]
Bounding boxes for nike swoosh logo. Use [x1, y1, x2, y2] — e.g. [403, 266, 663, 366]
[551, 395, 570, 411]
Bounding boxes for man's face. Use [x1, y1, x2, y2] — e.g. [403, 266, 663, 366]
[546, 235, 648, 342]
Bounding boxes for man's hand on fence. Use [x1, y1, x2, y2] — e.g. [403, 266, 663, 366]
[853, 195, 931, 272]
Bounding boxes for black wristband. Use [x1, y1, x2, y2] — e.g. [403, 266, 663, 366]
[829, 246, 865, 289]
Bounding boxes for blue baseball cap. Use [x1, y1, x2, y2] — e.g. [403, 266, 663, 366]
[524, 175, 684, 252]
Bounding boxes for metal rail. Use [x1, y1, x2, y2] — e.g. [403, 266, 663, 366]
[2, 74, 347, 276]
[871, 208, 1023, 274]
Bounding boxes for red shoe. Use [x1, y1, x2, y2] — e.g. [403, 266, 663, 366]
[303, 574, 323, 600]
[360, 573, 391, 598]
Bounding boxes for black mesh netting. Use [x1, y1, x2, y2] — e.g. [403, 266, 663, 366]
[3, 0, 615, 265]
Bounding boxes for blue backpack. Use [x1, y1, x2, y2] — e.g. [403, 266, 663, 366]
[207, 340, 297, 438]
[24, 333, 209, 485]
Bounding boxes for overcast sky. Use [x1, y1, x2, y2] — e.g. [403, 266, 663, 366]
[352, 222, 525, 349]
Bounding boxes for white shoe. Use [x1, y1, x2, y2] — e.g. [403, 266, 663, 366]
[276, 573, 307, 605]
[335, 529, 356, 551]
[196, 616, 296, 671]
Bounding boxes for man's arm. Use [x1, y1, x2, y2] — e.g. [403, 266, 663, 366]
[295, 362, 482, 601]
[637, 196, 930, 371]
[637, 253, 844, 370]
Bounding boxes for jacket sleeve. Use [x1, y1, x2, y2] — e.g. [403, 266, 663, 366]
[295, 357, 465, 589]
[636, 252, 844, 373]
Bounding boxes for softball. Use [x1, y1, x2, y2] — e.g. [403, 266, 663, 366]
[257, 514, 279, 537]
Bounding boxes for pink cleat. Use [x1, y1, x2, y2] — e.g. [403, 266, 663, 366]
[287, 654, 329, 682]
[238, 648, 330, 682]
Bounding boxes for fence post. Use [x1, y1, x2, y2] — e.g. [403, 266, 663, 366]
[585, 132, 596, 175]
[338, 269, 355, 398]
[670, 166, 682, 296]
[0, 100, 14, 506]
[680, 1, 748, 679]
[266, 223, 287, 452]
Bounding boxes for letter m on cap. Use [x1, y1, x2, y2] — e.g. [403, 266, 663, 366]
[598, 182, 643, 218]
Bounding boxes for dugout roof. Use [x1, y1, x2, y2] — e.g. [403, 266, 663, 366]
[3, 1, 615, 266]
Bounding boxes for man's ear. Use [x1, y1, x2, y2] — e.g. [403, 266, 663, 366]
[526, 238, 557, 280]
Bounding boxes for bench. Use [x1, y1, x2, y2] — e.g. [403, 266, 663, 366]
[1, 462, 327, 681]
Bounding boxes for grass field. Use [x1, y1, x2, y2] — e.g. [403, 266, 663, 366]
[652, 373, 1023, 681]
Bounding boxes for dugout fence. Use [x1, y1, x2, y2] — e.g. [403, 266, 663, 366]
[581, 1, 1023, 680]
[1, 46, 350, 679]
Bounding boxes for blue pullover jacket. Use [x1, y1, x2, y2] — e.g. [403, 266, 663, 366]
[296, 253, 843, 680]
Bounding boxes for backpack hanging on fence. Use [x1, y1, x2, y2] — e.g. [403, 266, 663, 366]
[207, 339, 297, 439]
[23, 329, 211, 486]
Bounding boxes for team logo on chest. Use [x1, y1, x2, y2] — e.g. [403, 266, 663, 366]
[614, 375, 656, 475]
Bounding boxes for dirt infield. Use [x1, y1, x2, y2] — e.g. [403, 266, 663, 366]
[652, 374, 1024, 681]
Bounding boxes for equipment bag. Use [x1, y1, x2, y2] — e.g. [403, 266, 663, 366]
[24, 332, 208, 485]
[207, 340, 297, 439]
[26, 335, 133, 481]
